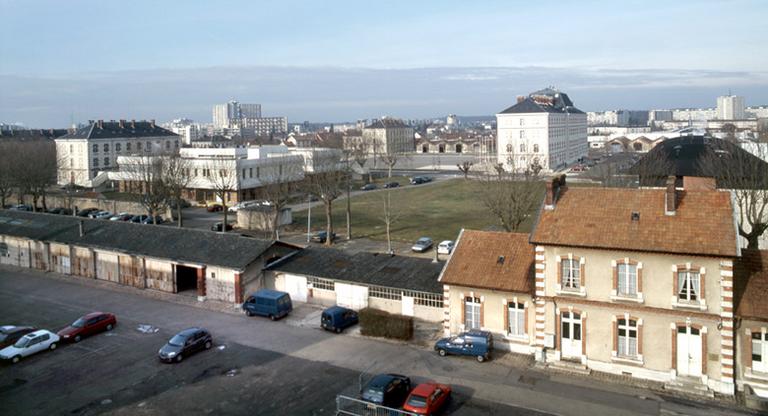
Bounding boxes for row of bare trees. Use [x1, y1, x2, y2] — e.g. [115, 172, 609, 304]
[121, 153, 192, 226]
[0, 141, 57, 210]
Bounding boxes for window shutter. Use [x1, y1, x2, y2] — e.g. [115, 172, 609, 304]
[701, 330, 707, 375]
[699, 271, 705, 300]
[637, 267, 643, 293]
[523, 305, 529, 335]
[557, 259, 562, 285]
[612, 265, 618, 292]
[480, 301, 485, 327]
[674, 272, 680, 296]
[461, 298, 465, 326]
[504, 303, 509, 334]
[637, 320, 643, 356]
[745, 330, 752, 370]
[612, 319, 618, 355]
[580, 261, 586, 287]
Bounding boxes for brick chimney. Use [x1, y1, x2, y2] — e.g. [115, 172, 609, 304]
[97, 120, 103, 129]
[544, 174, 567, 210]
[119, 119, 125, 128]
[665, 176, 677, 216]
[150, 119, 156, 128]
[517, 95, 526, 103]
[131, 119, 136, 128]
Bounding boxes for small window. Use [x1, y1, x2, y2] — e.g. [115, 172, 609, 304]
[0, 242, 8, 256]
[103, 143, 109, 152]
[126, 142, 132, 151]
[507, 301, 525, 336]
[115, 143, 122, 152]
[561, 259, 580, 290]
[104, 157, 109, 166]
[92, 144, 98, 153]
[533, 144, 539, 153]
[165, 141, 171, 149]
[93, 158, 99, 167]
[520, 143, 526, 153]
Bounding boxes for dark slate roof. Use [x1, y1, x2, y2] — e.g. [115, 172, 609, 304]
[57, 120, 178, 140]
[629, 136, 768, 188]
[266, 247, 443, 293]
[0, 129, 68, 141]
[366, 118, 409, 129]
[499, 97, 585, 115]
[0, 211, 277, 270]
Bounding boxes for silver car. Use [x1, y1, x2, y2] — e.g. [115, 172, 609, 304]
[0, 329, 60, 363]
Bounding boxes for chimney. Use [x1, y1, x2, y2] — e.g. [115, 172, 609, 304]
[665, 176, 677, 216]
[150, 119, 156, 128]
[97, 120, 103, 129]
[544, 174, 567, 210]
[517, 95, 526, 103]
[119, 119, 125, 128]
[131, 119, 136, 128]
[78, 220, 85, 237]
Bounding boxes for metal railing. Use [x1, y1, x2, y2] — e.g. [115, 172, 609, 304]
[336, 395, 419, 416]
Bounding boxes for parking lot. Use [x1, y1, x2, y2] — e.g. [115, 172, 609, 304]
[0, 267, 552, 416]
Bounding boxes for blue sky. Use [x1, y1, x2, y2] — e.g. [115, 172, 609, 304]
[1, 0, 767, 127]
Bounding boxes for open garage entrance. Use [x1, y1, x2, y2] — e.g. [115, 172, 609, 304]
[176, 264, 198, 295]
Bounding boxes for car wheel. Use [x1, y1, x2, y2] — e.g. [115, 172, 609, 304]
[438, 349, 447, 357]
[476, 355, 485, 363]
[106, 324, 114, 331]
[175, 354, 183, 363]
[269, 314, 276, 321]
[245, 310, 254, 317]
[12, 355, 21, 364]
[334, 327, 342, 334]
[74, 335, 81, 342]
[50, 343, 58, 350]
[204, 341, 212, 349]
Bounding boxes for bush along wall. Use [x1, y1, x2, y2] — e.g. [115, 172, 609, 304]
[359, 308, 413, 341]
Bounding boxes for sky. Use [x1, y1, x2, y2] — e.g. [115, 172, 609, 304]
[1, 0, 767, 127]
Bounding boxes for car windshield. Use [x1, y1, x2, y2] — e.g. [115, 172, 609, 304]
[363, 388, 383, 403]
[71, 318, 86, 328]
[168, 334, 187, 347]
[14, 337, 31, 348]
[418, 239, 429, 244]
[406, 394, 428, 408]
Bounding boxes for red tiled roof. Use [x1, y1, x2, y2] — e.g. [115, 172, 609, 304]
[735, 250, 768, 322]
[439, 230, 534, 293]
[530, 187, 738, 257]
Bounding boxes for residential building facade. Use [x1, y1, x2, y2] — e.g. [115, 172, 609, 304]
[717, 95, 746, 120]
[361, 118, 414, 155]
[496, 88, 587, 173]
[213, 100, 262, 128]
[55, 120, 180, 187]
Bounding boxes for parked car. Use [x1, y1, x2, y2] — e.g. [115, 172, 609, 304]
[168, 198, 190, 209]
[158, 327, 213, 363]
[361, 373, 412, 408]
[0, 329, 60, 364]
[141, 215, 164, 224]
[109, 212, 133, 221]
[437, 240, 455, 255]
[360, 183, 377, 191]
[210, 222, 234, 232]
[9, 204, 33, 211]
[403, 382, 452, 415]
[434, 330, 493, 362]
[383, 182, 400, 189]
[129, 215, 150, 223]
[0, 326, 36, 349]
[94, 211, 113, 220]
[410, 176, 426, 185]
[77, 207, 99, 217]
[411, 237, 433, 252]
[321, 306, 358, 334]
[88, 210, 108, 219]
[311, 231, 336, 243]
[228, 200, 259, 212]
[206, 203, 224, 212]
[242, 289, 292, 320]
[57, 312, 116, 343]
[47, 207, 72, 215]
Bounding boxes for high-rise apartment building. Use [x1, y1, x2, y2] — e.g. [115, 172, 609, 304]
[213, 100, 262, 128]
[717, 95, 746, 120]
[496, 88, 587, 173]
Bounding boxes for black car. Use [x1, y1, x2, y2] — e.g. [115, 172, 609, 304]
[360, 183, 377, 191]
[130, 215, 150, 223]
[158, 327, 213, 363]
[47, 207, 73, 215]
[410, 176, 426, 185]
[211, 222, 234, 232]
[383, 182, 400, 189]
[0, 325, 37, 349]
[76, 207, 99, 217]
[361, 373, 412, 408]
[311, 231, 336, 243]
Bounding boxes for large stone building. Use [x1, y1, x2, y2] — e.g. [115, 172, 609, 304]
[361, 118, 414, 155]
[496, 88, 587, 173]
[717, 95, 746, 120]
[213, 100, 262, 128]
[55, 120, 180, 187]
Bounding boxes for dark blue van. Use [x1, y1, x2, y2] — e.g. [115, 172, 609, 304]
[433, 330, 493, 362]
[242, 289, 292, 320]
[321, 306, 358, 333]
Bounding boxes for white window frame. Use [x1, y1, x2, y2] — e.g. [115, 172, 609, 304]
[678, 270, 700, 302]
[562, 259, 580, 290]
[464, 296, 481, 329]
[617, 318, 638, 358]
[753, 330, 767, 373]
[507, 301, 525, 337]
[618, 263, 637, 296]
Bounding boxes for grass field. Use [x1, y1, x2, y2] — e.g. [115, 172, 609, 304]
[287, 178, 544, 243]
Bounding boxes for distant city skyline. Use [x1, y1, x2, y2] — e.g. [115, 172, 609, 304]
[1, 0, 767, 127]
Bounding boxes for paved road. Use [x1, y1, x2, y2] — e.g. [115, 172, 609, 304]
[0, 267, 754, 416]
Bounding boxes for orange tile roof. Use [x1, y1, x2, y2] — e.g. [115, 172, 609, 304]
[735, 250, 768, 322]
[530, 187, 738, 257]
[439, 230, 534, 293]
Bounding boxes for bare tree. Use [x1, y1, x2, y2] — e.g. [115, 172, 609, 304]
[380, 189, 402, 254]
[14, 141, 57, 211]
[0, 142, 15, 207]
[122, 156, 168, 224]
[206, 158, 239, 232]
[697, 143, 768, 249]
[260, 158, 303, 239]
[160, 154, 192, 228]
[457, 161, 473, 179]
[474, 155, 544, 232]
[303, 152, 345, 246]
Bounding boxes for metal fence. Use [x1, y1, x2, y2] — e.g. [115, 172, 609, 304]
[335, 395, 419, 416]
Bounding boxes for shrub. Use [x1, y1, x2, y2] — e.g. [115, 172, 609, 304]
[359, 307, 413, 341]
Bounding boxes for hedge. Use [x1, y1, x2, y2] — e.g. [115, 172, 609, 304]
[358, 307, 413, 341]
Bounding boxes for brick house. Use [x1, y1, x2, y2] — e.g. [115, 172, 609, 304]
[438, 230, 536, 355]
[734, 249, 768, 401]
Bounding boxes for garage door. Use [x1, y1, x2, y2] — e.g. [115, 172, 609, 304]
[335, 283, 368, 310]
[95, 252, 120, 283]
[283, 274, 308, 303]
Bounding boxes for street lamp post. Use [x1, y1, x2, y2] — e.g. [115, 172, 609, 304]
[306, 195, 312, 243]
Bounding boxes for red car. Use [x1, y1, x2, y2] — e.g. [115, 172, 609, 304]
[403, 382, 451, 415]
[206, 204, 223, 212]
[57, 312, 117, 342]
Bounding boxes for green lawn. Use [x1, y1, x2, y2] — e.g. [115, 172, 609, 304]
[288, 178, 544, 243]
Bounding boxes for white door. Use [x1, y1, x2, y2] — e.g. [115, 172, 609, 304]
[677, 326, 702, 377]
[561, 311, 582, 358]
[335, 283, 368, 310]
[401, 296, 414, 317]
[283, 274, 308, 303]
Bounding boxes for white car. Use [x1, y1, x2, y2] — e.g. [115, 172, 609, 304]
[437, 240, 455, 255]
[0, 329, 60, 363]
[228, 200, 259, 213]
